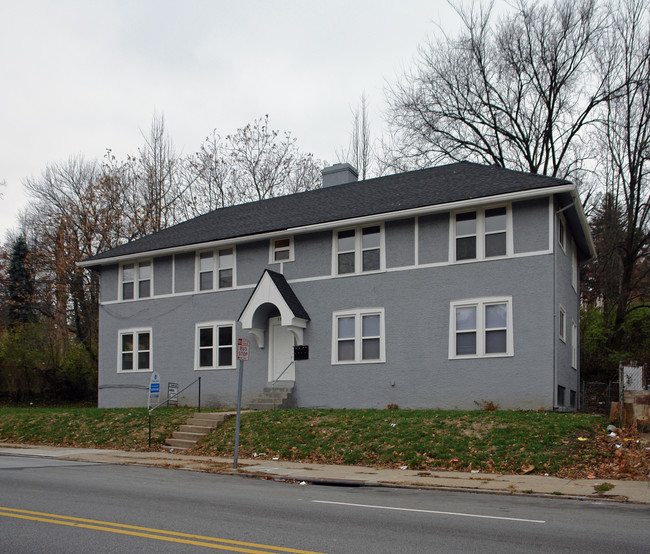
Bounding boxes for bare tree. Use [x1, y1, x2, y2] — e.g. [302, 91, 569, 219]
[338, 93, 374, 179]
[594, 0, 650, 348]
[23, 156, 128, 358]
[180, 131, 236, 220]
[136, 112, 185, 233]
[386, 0, 613, 186]
[227, 115, 322, 202]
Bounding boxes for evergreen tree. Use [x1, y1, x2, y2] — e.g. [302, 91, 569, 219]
[7, 235, 35, 325]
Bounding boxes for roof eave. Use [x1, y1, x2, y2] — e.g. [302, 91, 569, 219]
[77, 183, 576, 268]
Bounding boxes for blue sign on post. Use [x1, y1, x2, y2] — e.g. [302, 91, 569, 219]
[148, 372, 161, 409]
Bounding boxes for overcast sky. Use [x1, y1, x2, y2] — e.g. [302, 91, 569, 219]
[0, 0, 506, 241]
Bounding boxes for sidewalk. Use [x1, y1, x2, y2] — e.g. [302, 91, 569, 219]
[1, 443, 648, 504]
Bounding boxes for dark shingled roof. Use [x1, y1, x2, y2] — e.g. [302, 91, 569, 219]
[265, 270, 310, 321]
[84, 161, 570, 264]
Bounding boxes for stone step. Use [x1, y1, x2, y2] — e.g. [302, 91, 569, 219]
[249, 400, 288, 410]
[172, 431, 206, 441]
[186, 417, 220, 427]
[165, 438, 197, 449]
[179, 424, 213, 434]
[248, 384, 295, 410]
[263, 387, 293, 394]
[193, 412, 230, 421]
[165, 412, 235, 451]
[255, 392, 289, 401]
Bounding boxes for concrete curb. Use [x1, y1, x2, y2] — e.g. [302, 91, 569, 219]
[226, 469, 637, 503]
[1, 443, 648, 504]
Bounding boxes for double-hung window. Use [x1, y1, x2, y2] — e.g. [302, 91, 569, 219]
[571, 320, 578, 369]
[335, 225, 383, 275]
[270, 237, 294, 263]
[449, 298, 513, 358]
[120, 261, 152, 300]
[453, 206, 508, 262]
[118, 329, 151, 372]
[197, 248, 234, 291]
[332, 309, 385, 364]
[559, 305, 566, 343]
[558, 214, 567, 253]
[571, 240, 578, 292]
[195, 322, 235, 369]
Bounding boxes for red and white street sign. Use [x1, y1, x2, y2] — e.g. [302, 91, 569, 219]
[236, 338, 250, 361]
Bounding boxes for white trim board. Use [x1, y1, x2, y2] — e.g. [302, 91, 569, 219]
[79, 185, 577, 267]
[98, 249, 553, 306]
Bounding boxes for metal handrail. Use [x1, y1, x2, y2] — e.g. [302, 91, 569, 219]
[271, 360, 294, 410]
[148, 376, 202, 448]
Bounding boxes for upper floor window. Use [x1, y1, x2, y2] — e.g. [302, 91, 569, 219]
[334, 225, 383, 275]
[120, 261, 152, 300]
[270, 237, 294, 263]
[453, 207, 508, 262]
[559, 305, 567, 343]
[449, 297, 513, 358]
[197, 248, 234, 291]
[119, 328, 151, 372]
[558, 214, 566, 253]
[195, 322, 235, 370]
[332, 308, 385, 364]
[571, 240, 578, 292]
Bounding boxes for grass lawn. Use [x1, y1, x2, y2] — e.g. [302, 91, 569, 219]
[0, 405, 195, 450]
[0, 406, 646, 479]
[194, 409, 648, 479]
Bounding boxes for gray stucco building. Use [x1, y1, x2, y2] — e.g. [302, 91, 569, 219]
[80, 162, 594, 410]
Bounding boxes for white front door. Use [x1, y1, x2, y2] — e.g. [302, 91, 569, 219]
[268, 316, 295, 382]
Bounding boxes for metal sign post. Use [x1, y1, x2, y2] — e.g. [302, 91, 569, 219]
[234, 338, 250, 469]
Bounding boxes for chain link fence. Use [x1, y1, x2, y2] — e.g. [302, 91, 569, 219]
[581, 363, 647, 416]
[581, 381, 618, 415]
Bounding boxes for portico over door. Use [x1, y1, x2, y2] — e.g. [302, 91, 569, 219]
[268, 316, 295, 382]
[239, 269, 310, 350]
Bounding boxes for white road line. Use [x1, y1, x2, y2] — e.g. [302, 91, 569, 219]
[312, 500, 546, 524]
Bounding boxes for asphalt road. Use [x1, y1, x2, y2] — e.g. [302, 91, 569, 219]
[0, 453, 648, 553]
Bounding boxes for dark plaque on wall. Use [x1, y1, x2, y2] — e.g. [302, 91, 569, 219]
[294, 345, 309, 360]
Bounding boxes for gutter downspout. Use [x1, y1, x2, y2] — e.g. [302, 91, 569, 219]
[553, 199, 577, 410]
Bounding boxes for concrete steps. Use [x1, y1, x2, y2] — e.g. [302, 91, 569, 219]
[164, 412, 234, 451]
[248, 383, 295, 410]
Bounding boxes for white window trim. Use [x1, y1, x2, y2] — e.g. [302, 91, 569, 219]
[269, 236, 295, 264]
[559, 305, 567, 343]
[331, 308, 386, 364]
[117, 328, 152, 373]
[571, 239, 578, 292]
[558, 213, 567, 254]
[195, 246, 236, 292]
[571, 319, 578, 369]
[332, 224, 386, 276]
[119, 260, 153, 301]
[449, 297, 514, 359]
[450, 205, 512, 263]
[194, 321, 236, 370]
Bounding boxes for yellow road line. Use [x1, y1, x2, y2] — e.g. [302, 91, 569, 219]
[0, 506, 326, 554]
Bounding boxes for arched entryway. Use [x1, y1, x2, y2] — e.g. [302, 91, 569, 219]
[239, 270, 310, 383]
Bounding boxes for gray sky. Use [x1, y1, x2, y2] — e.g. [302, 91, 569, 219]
[0, 0, 489, 240]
